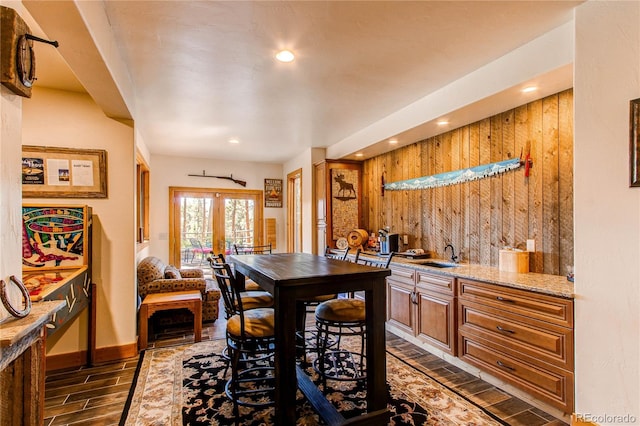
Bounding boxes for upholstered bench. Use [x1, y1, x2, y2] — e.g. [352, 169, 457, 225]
[138, 290, 202, 350]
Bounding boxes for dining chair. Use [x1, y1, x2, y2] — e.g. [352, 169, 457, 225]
[207, 254, 273, 319]
[211, 261, 275, 421]
[233, 243, 272, 255]
[313, 251, 393, 390]
[189, 238, 212, 265]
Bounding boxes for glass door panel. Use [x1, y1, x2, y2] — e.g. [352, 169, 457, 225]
[169, 187, 264, 268]
[179, 194, 214, 266]
[221, 197, 256, 252]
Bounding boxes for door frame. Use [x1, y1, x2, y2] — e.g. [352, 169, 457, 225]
[168, 186, 264, 266]
[287, 169, 302, 253]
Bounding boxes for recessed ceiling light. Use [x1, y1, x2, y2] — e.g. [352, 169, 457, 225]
[228, 139, 240, 144]
[355, 153, 364, 157]
[389, 139, 398, 145]
[437, 120, 449, 126]
[522, 86, 537, 93]
[275, 50, 295, 63]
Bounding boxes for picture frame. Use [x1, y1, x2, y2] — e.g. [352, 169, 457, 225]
[631, 98, 640, 187]
[22, 145, 108, 198]
[264, 178, 283, 208]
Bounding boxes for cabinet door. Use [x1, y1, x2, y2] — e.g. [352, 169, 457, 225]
[386, 278, 414, 334]
[416, 290, 456, 355]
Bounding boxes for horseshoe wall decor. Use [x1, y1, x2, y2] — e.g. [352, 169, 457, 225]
[1, 275, 32, 318]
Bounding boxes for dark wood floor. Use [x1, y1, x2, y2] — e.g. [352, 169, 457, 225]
[44, 307, 568, 426]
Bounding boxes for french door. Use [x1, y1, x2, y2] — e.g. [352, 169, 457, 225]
[169, 187, 263, 267]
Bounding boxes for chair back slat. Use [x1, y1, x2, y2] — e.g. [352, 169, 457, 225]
[233, 243, 272, 255]
[324, 246, 349, 261]
[210, 258, 244, 320]
[356, 251, 393, 269]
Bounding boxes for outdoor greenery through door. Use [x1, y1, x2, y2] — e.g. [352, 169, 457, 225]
[169, 187, 264, 268]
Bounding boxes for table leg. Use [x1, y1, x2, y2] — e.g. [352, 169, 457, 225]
[365, 281, 388, 413]
[274, 288, 298, 425]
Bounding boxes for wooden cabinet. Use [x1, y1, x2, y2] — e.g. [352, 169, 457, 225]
[457, 279, 574, 412]
[386, 266, 414, 334]
[387, 265, 456, 355]
[312, 160, 362, 255]
[415, 271, 456, 354]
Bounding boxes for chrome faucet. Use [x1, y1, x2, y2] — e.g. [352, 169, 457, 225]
[444, 244, 458, 263]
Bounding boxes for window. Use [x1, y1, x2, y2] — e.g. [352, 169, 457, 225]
[136, 151, 150, 244]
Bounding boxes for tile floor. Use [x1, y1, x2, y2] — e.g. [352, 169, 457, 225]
[43, 305, 569, 426]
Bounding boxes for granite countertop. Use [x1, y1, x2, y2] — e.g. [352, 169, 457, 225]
[359, 252, 574, 299]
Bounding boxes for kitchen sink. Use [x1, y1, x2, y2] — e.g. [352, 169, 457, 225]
[415, 260, 459, 268]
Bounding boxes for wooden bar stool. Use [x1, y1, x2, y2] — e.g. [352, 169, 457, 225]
[138, 290, 202, 350]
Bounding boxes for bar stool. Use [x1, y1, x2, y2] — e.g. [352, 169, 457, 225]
[313, 252, 393, 390]
[211, 261, 275, 422]
[296, 247, 355, 364]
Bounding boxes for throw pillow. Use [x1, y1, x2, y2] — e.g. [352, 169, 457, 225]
[164, 265, 182, 279]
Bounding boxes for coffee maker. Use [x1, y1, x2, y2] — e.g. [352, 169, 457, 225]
[378, 229, 399, 255]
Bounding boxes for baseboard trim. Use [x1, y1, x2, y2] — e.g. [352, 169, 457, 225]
[46, 350, 88, 371]
[93, 342, 138, 364]
[46, 343, 138, 371]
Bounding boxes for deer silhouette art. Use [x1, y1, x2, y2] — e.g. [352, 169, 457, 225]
[334, 174, 356, 198]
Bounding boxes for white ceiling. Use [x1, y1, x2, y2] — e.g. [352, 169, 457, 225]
[18, 1, 581, 163]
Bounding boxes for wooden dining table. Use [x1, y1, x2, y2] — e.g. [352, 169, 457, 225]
[228, 252, 392, 425]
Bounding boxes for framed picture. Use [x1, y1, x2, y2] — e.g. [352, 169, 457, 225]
[22, 146, 108, 198]
[264, 178, 282, 207]
[631, 98, 640, 187]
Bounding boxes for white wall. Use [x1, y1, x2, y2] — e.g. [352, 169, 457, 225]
[574, 1, 640, 423]
[22, 87, 136, 354]
[0, 86, 24, 323]
[149, 154, 284, 262]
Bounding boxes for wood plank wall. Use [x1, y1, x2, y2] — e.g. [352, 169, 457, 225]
[361, 89, 573, 276]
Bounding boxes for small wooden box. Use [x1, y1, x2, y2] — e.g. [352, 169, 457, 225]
[499, 249, 529, 273]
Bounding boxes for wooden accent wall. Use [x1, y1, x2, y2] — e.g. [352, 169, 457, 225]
[362, 89, 573, 276]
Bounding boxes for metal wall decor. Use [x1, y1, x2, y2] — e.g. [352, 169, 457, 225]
[0, 276, 32, 318]
[264, 178, 283, 207]
[384, 158, 523, 191]
[187, 170, 247, 187]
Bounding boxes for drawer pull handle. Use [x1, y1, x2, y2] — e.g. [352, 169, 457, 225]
[496, 360, 515, 371]
[496, 296, 514, 303]
[496, 325, 515, 334]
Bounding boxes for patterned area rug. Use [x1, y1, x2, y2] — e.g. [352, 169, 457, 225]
[121, 339, 505, 425]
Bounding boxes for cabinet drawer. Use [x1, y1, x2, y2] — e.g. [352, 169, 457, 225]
[458, 279, 573, 327]
[416, 271, 455, 296]
[459, 300, 573, 370]
[459, 335, 574, 412]
[390, 266, 415, 285]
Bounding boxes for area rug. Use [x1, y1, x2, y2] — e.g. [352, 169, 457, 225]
[120, 339, 506, 425]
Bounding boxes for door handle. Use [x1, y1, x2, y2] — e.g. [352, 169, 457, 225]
[496, 360, 515, 371]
